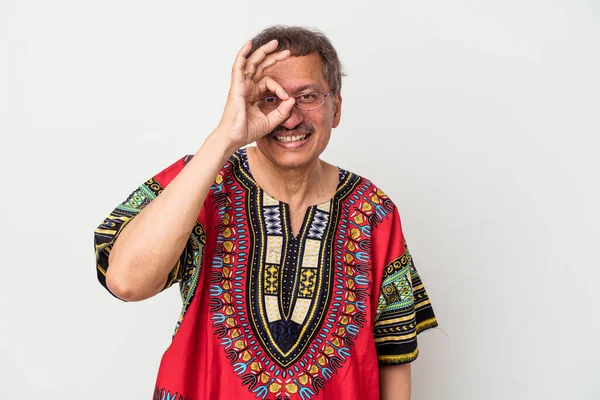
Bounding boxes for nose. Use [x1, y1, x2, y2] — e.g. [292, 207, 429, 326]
[279, 105, 304, 130]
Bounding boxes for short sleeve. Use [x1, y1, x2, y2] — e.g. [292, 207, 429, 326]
[373, 208, 438, 365]
[93, 154, 206, 303]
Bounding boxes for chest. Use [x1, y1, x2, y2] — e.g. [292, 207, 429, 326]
[201, 167, 389, 399]
[213, 188, 371, 348]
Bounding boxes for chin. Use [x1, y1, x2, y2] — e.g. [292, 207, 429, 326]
[266, 150, 316, 170]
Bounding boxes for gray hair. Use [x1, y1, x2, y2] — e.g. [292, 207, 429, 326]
[248, 25, 345, 95]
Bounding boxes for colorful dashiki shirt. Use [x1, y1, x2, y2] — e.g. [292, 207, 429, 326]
[94, 147, 438, 400]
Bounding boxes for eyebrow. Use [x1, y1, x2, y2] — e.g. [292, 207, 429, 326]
[292, 84, 322, 94]
[261, 83, 323, 98]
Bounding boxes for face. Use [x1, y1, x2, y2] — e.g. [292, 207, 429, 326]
[255, 53, 342, 170]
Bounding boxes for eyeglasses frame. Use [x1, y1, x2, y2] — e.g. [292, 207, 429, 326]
[256, 91, 332, 112]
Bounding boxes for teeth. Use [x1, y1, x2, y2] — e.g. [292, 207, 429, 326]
[274, 134, 308, 143]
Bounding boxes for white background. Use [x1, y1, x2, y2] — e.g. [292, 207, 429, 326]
[1, 0, 599, 398]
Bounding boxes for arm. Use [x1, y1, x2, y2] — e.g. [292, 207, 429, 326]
[105, 134, 235, 301]
[372, 204, 438, 399]
[379, 364, 411, 400]
[104, 39, 295, 301]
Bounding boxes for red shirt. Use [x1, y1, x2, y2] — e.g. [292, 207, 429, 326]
[95, 148, 438, 400]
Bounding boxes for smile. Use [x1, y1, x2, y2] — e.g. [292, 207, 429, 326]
[273, 133, 312, 143]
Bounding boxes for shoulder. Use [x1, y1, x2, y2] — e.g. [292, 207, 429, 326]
[334, 166, 403, 233]
[339, 167, 399, 213]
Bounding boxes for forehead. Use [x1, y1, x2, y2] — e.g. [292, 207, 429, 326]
[264, 53, 328, 93]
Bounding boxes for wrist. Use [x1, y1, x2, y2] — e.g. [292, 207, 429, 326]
[199, 130, 240, 162]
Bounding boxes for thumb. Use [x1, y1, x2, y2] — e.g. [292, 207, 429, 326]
[265, 98, 295, 132]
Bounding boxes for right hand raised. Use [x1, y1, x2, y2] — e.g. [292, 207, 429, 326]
[216, 39, 296, 149]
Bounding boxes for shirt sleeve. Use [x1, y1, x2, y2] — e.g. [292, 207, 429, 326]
[373, 207, 438, 365]
[93, 154, 207, 302]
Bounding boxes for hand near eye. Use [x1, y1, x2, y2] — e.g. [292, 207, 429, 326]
[216, 39, 295, 149]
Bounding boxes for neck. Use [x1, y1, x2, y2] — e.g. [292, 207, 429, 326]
[247, 147, 335, 208]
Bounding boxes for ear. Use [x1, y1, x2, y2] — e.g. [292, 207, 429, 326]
[332, 92, 342, 128]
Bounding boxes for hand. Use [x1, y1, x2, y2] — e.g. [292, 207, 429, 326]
[216, 39, 296, 149]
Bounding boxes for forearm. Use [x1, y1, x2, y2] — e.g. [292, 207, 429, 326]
[106, 131, 237, 301]
[379, 363, 411, 400]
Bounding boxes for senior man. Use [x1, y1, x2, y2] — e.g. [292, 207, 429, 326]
[94, 26, 438, 400]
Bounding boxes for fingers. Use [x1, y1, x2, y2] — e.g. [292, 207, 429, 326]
[257, 76, 290, 101]
[244, 39, 279, 77]
[265, 98, 296, 131]
[252, 49, 290, 82]
[231, 39, 290, 96]
[232, 40, 252, 84]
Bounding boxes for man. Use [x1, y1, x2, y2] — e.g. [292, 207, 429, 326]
[94, 26, 438, 400]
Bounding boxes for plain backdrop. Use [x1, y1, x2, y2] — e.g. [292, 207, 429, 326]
[1, 0, 598, 398]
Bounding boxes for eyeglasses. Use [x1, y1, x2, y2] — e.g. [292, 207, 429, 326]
[255, 91, 331, 112]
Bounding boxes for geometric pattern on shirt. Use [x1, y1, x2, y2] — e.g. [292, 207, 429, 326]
[249, 197, 322, 361]
[307, 209, 329, 239]
[264, 264, 280, 295]
[263, 205, 283, 235]
[374, 245, 438, 364]
[208, 149, 388, 399]
[253, 194, 332, 362]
